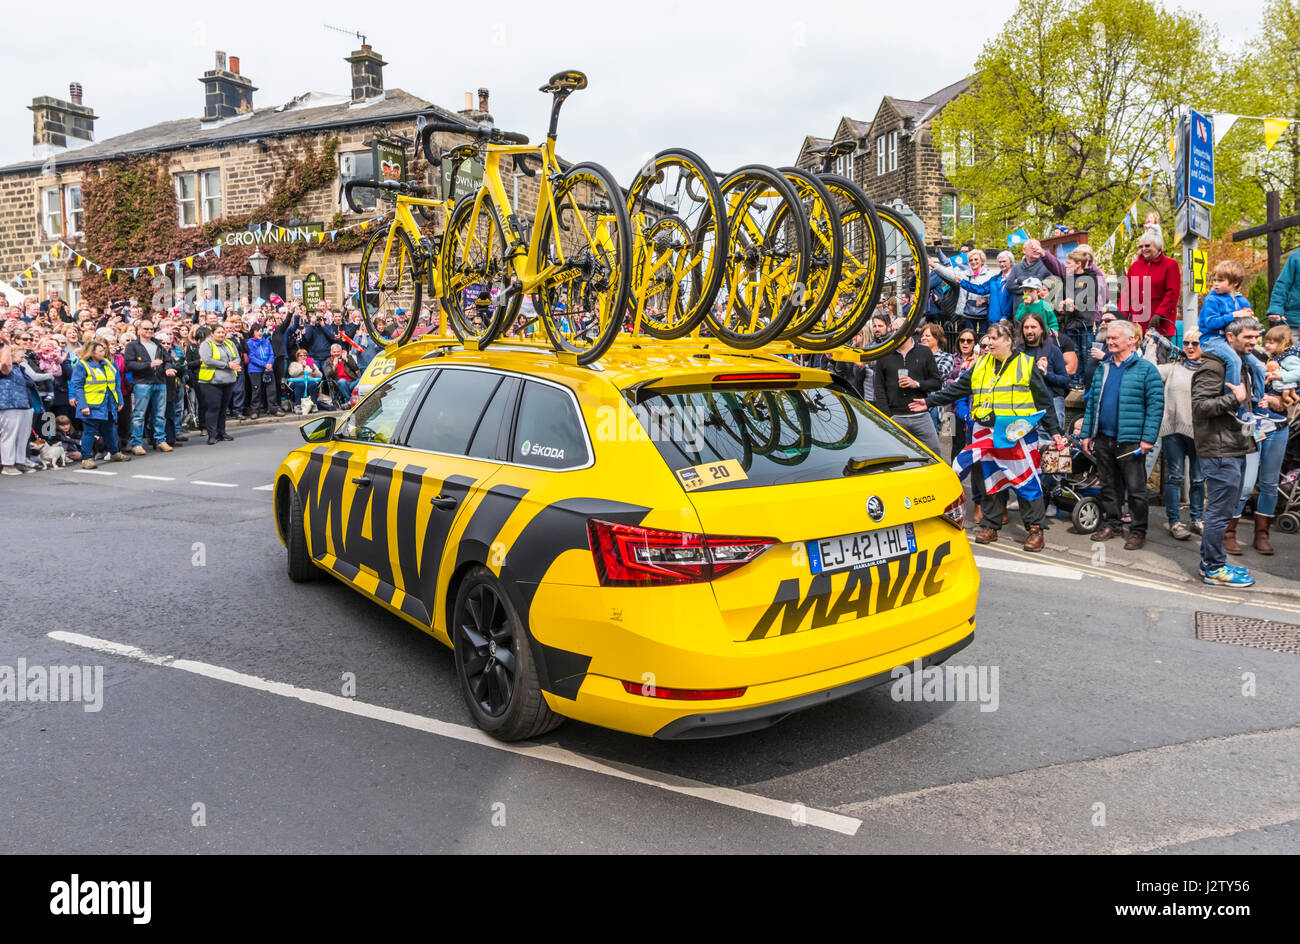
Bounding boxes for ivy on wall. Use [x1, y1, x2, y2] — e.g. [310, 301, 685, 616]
[77, 138, 355, 307]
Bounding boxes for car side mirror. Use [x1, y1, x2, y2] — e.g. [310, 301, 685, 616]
[299, 415, 336, 443]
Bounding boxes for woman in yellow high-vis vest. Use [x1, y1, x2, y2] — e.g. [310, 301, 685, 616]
[198, 325, 242, 445]
[911, 319, 1067, 551]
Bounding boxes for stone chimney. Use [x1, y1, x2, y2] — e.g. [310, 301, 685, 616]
[29, 83, 97, 150]
[457, 87, 493, 124]
[200, 50, 256, 121]
[345, 44, 386, 103]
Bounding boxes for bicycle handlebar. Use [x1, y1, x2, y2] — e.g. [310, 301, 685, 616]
[342, 178, 433, 213]
[419, 122, 530, 163]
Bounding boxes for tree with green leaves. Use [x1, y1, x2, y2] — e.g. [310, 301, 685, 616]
[1211, 0, 1300, 246]
[935, 0, 1220, 248]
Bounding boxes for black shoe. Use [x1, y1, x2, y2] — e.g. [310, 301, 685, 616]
[218, 434, 234, 441]
[169, 440, 184, 447]
[175, 434, 189, 442]
[207, 436, 218, 445]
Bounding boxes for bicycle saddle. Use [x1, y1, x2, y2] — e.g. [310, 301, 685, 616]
[541, 70, 588, 93]
[824, 140, 855, 159]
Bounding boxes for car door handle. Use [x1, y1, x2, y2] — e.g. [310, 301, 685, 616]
[430, 494, 458, 511]
[352, 476, 372, 487]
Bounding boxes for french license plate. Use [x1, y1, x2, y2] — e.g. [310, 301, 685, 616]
[807, 524, 917, 575]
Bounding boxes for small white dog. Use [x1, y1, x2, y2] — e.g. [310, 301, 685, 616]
[39, 440, 68, 469]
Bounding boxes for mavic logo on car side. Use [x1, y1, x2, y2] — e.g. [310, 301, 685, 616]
[520, 440, 565, 460]
[747, 541, 952, 640]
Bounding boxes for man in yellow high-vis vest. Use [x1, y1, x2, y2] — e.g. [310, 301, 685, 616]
[911, 320, 1067, 551]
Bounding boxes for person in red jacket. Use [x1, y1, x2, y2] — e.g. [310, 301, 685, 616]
[1120, 231, 1181, 337]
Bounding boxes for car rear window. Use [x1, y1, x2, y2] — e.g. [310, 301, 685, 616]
[511, 381, 589, 469]
[632, 384, 933, 490]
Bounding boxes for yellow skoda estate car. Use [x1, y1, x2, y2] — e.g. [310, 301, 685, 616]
[273, 339, 979, 740]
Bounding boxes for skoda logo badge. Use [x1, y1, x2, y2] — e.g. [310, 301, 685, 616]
[866, 496, 885, 522]
[903, 497, 912, 509]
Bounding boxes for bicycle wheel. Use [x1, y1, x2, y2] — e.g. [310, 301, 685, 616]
[773, 167, 842, 341]
[705, 165, 810, 349]
[862, 204, 928, 361]
[439, 193, 515, 347]
[795, 174, 885, 351]
[533, 162, 633, 364]
[624, 148, 728, 339]
[359, 223, 421, 349]
[806, 389, 858, 449]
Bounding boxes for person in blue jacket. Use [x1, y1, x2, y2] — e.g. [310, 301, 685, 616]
[244, 323, 277, 417]
[69, 339, 132, 468]
[1266, 249, 1300, 332]
[1080, 319, 1165, 550]
[935, 250, 1016, 324]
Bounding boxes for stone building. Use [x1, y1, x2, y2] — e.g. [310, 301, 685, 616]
[795, 78, 973, 245]
[0, 47, 517, 310]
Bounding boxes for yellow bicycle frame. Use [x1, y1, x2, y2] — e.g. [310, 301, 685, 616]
[372, 192, 455, 339]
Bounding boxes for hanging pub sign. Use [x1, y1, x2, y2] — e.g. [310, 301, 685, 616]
[373, 137, 408, 185]
[303, 272, 325, 308]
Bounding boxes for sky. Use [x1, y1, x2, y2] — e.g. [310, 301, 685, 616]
[1, 0, 1261, 182]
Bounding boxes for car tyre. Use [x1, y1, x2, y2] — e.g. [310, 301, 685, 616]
[286, 486, 318, 583]
[453, 566, 563, 741]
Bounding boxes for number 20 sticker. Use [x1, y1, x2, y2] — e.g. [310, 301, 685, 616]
[675, 459, 747, 491]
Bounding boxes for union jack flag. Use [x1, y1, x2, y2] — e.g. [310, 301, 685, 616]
[952, 419, 1044, 500]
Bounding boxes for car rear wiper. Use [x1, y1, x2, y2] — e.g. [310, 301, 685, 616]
[842, 455, 927, 475]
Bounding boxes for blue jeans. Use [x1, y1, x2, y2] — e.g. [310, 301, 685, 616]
[288, 377, 320, 402]
[1199, 334, 1240, 386]
[1161, 433, 1203, 525]
[334, 378, 357, 406]
[1236, 420, 1291, 516]
[129, 382, 166, 448]
[1201, 455, 1246, 570]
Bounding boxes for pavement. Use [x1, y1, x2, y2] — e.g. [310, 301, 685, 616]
[972, 500, 1300, 602]
[2, 421, 1298, 854]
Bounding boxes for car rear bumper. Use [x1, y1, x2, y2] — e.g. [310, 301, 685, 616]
[545, 616, 976, 738]
[653, 626, 975, 739]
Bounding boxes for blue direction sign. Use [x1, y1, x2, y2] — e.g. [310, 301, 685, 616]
[1187, 108, 1215, 206]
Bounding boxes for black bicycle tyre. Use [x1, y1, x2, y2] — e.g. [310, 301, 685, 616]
[794, 173, 886, 351]
[534, 161, 634, 364]
[358, 224, 421, 350]
[704, 165, 810, 349]
[852, 204, 928, 363]
[625, 147, 729, 340]
[774, 167, 843, 340]
[439, 193, 515, 347]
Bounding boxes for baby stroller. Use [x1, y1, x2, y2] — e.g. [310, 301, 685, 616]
[1274, 410, 1300, 534]
[1046, 433, 1104, 534]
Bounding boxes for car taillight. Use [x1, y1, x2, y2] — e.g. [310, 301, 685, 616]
[587, 518, 776, 586]
[711, 372, 800, 383]
[941, 496, 966, 529]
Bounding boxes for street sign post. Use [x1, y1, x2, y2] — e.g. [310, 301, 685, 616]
[1187, 108, 1215, 206]
[1174, 116, 1188, 211]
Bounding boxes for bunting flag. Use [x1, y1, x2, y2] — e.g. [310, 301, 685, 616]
[1213, 114, 1239, 146]
[1263, 118, 1291, 151]
[5, 215, 383, 289]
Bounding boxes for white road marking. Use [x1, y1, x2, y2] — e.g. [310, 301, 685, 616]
[973, 555, 1083, 580]
[132, 474, 176, 482]
[191, 480, 240, 488]
[48, 630, 861, 837]
[252, 484, 274, 491]
[74, 469, 116, 476]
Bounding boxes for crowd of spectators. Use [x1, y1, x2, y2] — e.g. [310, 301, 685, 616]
[0, 287, 439, 474]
